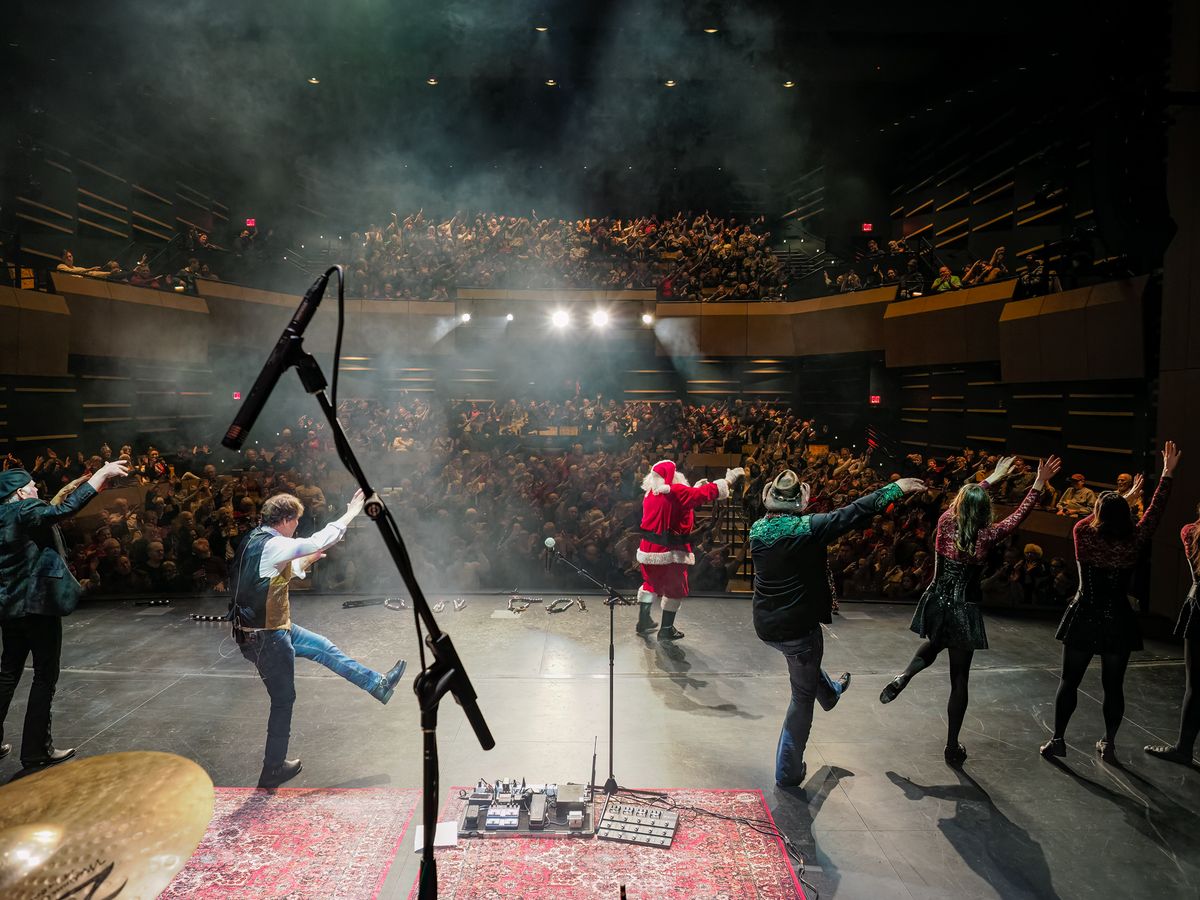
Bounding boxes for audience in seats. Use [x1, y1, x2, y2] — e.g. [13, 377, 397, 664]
[1057, 474, 1098, 518]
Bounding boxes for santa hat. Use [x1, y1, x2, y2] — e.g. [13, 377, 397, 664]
[641, 459, 677, 495]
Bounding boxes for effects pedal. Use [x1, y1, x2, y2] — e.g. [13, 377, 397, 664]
[597, 803, 679, 848]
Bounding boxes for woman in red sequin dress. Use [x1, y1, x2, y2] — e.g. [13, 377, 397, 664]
[880, 454, 1061, 766]
[1041, 441, 1181, 763]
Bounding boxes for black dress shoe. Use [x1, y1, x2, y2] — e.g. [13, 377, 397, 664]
[258, 758, 302, 788]
[22, 747, 75, 769]
[657, 625, 685, 642]
[0, 743, 10, 760]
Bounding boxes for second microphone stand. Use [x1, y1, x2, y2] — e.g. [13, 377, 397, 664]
[546, 546, 635, 796]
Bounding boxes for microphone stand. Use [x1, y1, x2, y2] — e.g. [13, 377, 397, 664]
[271, 340, 493, 900]
[546, 545, 634, 796]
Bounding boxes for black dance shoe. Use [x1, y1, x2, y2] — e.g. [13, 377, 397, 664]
[657, 626, 685, 642]
[1144, 744, 1194, 765]
[21, 747, 75, 769]
[1039, 737, 1066, 759]
[879, 676, 906, 704]
[259, 758, 303, 788]
[944, 744, 968, 767]
[1095, 739, 1118, 764]
[0, 743, 10, 760]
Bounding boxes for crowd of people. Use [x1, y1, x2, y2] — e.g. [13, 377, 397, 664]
[824, 240, 1016, 299]
[347, 210, 787, 301]
[0, 394, 1111, 610]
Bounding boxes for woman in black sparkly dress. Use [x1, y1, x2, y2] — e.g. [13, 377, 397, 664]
[1042, 441, 1180, 763]
[880, 455, 1061, 766]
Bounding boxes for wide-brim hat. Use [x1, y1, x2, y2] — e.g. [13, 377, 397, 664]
[762, 469, 811, 512]
[0, 468, 33, 501]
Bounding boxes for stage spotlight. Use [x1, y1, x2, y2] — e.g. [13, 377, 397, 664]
[551, 310, 570, 328]
[460, 312, 471, 323]
[591, 310, 609, 328]
[506, 313, 514, 321]
[641, 313, 654, 325]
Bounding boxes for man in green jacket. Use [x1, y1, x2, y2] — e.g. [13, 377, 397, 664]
[0, 459, 128, 770]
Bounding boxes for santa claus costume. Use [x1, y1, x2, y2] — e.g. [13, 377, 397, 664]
[636, 459, 744, 640]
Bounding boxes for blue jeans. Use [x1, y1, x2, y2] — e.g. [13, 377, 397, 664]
[766, 627, 842, 785]
[241, 624, 383, 768]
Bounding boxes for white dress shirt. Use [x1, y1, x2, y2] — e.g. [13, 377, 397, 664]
[259, 521, 348, 580]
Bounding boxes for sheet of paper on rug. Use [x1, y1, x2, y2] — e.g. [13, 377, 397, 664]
[413, 821, 460, 852]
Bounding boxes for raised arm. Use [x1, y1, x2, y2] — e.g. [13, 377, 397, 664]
[671, 468, 744, 510]
[1135, 441, 1181, 545]
[988, 455, 1060, 542]
[18, 461, 128, 527]
[809, 479, 923, 544]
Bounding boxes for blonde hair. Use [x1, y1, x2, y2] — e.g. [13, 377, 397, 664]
[260, 493, 304, 526]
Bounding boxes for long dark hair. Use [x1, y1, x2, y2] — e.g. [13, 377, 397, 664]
[1089, 491, 1134, 540]
[1187, 502, 1200, 574]
[950, 483, 993, 555]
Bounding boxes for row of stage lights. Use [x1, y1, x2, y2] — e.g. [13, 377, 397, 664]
[458, 310, 655, 328]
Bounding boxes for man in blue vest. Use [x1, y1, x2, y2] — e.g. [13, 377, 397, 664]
[1, 459, 130, 770]
[230, 489, 406, 788]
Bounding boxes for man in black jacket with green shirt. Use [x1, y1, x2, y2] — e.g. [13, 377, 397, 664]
[751, 470, 925, 786]
[0, 460, 129, 769]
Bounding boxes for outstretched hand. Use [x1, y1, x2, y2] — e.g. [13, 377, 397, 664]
[1162, 440, 1182, 476]
[345, 488, 366, 518]
[894, 477, 926, 495]
[1034, 455, 1062, 488]
[1125, 474, 1144, 502]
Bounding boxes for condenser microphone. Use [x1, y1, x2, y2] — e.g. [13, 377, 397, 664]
[222, 270, 332, 450]
[544, 536, 556, 572]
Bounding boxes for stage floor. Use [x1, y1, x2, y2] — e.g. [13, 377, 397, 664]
[2, 594, 1197, 899]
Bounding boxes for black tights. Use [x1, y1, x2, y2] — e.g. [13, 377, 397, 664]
[899, 640, 975, 748]
[1052, 646, 1131, 742]
[1177, 637, 1200, 754]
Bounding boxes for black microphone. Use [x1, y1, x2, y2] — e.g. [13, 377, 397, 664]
[222, 271, 332, 450]
[544, 536, 556, 573]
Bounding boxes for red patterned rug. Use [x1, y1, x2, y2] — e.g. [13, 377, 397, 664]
[161, 787, 420, 899]
[410, 788, 804, 899]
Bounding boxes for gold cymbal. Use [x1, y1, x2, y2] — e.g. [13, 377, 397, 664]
[0, 751, 213, 900]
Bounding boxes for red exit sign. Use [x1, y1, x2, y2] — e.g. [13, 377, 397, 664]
[869, 394, 882, 405]
[861, 222, 874, 233]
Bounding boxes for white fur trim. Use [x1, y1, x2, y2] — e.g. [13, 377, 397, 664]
[716, 478, 730, 501]
[642, 471, 672, 495]
[673, 472, 690, 487]
[637, 549, 695, 566]
[661, 596, 684, 612]
[637, 586, 658, 605]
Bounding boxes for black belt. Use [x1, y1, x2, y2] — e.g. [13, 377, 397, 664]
[639, 529, 692, 549]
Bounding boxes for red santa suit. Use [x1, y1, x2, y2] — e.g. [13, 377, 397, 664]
[636, 459, 741, 613]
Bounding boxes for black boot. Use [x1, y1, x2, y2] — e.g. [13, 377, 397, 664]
[370, 659, 408, 705]
[259, 758, 303, 788]
[636, 603, 658, 635]
[658, 609, 685, 642]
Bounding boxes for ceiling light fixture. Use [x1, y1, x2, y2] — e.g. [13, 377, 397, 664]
[703, 27, 719, 34]
[545, 78, 557, 86]
[664, 79, 677, 87]
[307, 76, 320, 84]
[534, 25, 549, 32]
[782, 80, 796, 88]
[427, 76, 439, 85]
